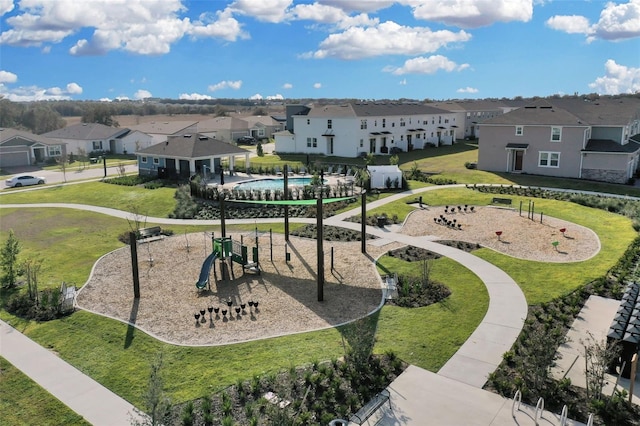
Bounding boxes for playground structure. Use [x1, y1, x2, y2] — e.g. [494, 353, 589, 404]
[195, 236, 261, 290]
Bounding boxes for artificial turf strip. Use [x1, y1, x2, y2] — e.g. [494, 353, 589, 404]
[0, 357, 90, 426]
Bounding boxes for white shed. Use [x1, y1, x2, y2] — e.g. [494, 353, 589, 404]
[367, 165, 403, 189]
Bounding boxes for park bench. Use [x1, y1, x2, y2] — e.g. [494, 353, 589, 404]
[349, 389, 392, 425]
[491, 197, 512, 206]
[137, 226, 163, 242]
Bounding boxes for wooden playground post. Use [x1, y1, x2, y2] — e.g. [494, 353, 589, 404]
[284, 164, 290, 242]
[316, 197, 324, 302]
[129, 232, 140, 298]
[220, 197, 226, 238]
[361, 190, 367, 254]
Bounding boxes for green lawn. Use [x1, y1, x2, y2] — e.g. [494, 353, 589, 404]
[374, 256, 488, 370]
[0, 357, 90, 426]
[0, 182, 177, 218]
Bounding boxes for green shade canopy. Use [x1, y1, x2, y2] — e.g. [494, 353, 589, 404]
[228, 197, 354, 206]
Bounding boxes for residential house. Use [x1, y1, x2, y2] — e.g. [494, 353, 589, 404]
[196, 116, 252, 143]
[0, 128, 66, 168]
[477, 98, 640, 184]
[428, 99, 515, 139]
[42, 123, 130, 156]
[239, 115, 284, 141]
[136, 133, 250, 178]
[275, 102, 458, 157]
[128, 120, 198, 145]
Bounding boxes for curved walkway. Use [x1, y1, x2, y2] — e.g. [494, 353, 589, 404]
[1, 183, 528, 389]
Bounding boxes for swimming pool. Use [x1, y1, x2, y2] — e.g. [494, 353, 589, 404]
[233, 177, 321, 191]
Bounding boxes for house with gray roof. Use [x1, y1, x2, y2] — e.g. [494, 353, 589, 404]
[275, 102, 458, 157]
[0, 128, 66, 168]
[477, 98, 640, 184]
[128, 120, 198, 145]
[42, 123, 132, 156]
[136, 133, 250, 178]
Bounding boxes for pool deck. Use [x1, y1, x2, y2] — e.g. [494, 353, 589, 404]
[207, 171, 351, 190]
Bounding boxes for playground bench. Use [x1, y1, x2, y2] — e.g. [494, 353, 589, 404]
[349, 389, 392, 425]
[491, 197, 512, 206]
[138, 226, 163, 241]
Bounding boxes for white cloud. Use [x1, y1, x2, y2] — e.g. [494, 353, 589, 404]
[593, 0, 640, 41]
[282, 83, 293, 89]
[66, 82, 83, 94]
[179, 93, 214, 100]
[134, 89, 153, 99]
[313, 82, 322, 89]
[208, 80, 243, 92]
[116, 96, 130, 101]
[317, 1, 394, 14]
[229, 0, 293, 23]
[0, 83, 81, 101]
[0, 0, 14, 16]
[266, 94, 284, 100]
[99, 97, 112, 102]
[545, 15, 592, 34]
[249, 93, 263, 100]
[289, 3, 379, 29]
[399, 78, 407, 85]
[457, 86, 479, 93]
[0, 70, 18, 83]
[188, 8, 249, 42]
[306, 21, 471, 60]
[588, 59, 640, 94]
[546, 0, 640, 42]
[385, 55, 469, 75]
[0, 0, 247, 55]
[406, 0, 533, 29]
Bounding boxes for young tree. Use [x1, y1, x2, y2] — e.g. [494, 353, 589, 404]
[583, 333, 621, 401]
[256, 142, 264, 157]
[1, 230, 21, 288]
[22, 257, 43, 302]
[389, 154, 399, 165]
[131, 353, 172, 426]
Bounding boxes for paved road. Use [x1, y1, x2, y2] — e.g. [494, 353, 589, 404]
[2, 163, 138, 189]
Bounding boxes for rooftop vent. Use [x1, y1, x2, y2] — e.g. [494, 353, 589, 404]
[199, 136, 207, 140]
[183, 134, 192, 138]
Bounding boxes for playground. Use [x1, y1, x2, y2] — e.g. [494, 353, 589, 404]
[74, 202, 602, 346]
[77, 231, 400, 346]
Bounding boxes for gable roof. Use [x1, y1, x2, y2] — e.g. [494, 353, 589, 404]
[128, 120, 198, 135]
[43, 123, 128, 140]
[306, 102, 452, 118]
[0, 128, 60, 146]
[483, 98, 640, 127]
[136, 133, 250, 158]
[196, 116, 248, 132]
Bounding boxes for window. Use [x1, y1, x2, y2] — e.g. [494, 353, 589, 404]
[312, 138, 317, 148]
[515, 126, 523, 136]
[327, 119, 332, 129]
[307, 137, 312, 147]
[359, 139, 363, 148]
[141, 156, 148, 163]
[392, 122, 395, 127]
[153, 158, 159, 165]
[360, 119, 367, 130]
[92, 141, 103, 150]
[307, 119, 310, 125]
[382, 118, 386, 128]
[551, 127, 561, 142]
[47, 145, 61, 156]
[539, 151, 560, 168]
[400, 118, 406, 127]
[444, 119, 449, 124]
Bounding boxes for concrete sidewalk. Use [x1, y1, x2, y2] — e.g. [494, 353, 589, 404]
[0, 320, 146, 426]
[371, 365, 586, 426]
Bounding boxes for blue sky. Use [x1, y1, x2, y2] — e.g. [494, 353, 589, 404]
[0, 0, 639, 102]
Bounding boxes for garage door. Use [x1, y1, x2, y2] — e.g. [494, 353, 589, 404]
[0, 151, 30, 168]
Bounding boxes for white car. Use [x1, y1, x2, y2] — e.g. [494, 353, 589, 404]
[5, 174, 46, 188]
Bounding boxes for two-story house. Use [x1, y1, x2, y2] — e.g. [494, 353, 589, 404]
[275, 102, 458, 157]
[477, 98, 640, 184]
